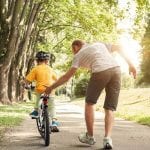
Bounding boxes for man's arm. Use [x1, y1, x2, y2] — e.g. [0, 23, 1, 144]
[52, 72, 57, 82]
[111, 45, 133, 65]
[45, 67, 77, 94]
[111, 44, 137, 79]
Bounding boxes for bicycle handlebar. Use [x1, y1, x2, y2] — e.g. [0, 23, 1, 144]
[25, 85, 31, 90]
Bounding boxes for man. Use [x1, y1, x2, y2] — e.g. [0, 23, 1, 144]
[45, 40, 136, 149]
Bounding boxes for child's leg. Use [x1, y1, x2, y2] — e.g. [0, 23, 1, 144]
[34, 92, 41, 111]
[48, 96, 56, 120]
[48, 96, 59, 132]
[30, 92, 40, 117]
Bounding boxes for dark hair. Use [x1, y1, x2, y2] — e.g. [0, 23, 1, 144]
[72, 40, 85, 47]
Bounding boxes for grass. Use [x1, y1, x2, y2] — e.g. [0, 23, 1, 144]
[0, 101, 33, 141]
[114, 88, 150, 126]
[71, 88, 150, 126]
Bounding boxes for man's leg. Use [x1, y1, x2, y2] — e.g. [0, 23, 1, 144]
[103, 109, 114, 149]
[104, 67, 120, 138]
[103, 67, 121, 149]
[104, 109, 114, 137]
[78, 102, 96, 145]
[79, 70, 110, 145]
[85, 102, 95, 136]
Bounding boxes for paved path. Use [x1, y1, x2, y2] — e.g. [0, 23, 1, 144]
[0, 100, 150, 150]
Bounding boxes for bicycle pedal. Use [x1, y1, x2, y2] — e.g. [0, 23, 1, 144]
[31, 117, 36, 119]
[31, 116, 38, 119]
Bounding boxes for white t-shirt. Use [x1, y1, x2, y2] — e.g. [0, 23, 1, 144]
[71, 42, 119, 73]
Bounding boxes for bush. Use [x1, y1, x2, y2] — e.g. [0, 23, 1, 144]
[121, 73, 135, 89]
[74, 76, 89, 97]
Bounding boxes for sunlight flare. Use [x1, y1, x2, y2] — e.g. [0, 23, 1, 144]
[116, 33, 140, 73]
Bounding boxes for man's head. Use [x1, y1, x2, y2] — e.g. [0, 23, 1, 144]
[72, 40, 85, 54]
[35, 51, 50, 64]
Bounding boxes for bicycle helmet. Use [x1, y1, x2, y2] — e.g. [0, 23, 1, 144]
[35, 51, 50, 60]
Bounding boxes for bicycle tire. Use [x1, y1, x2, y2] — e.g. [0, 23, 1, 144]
[36, 117, 44, 138]
[43, 107, 50, 146]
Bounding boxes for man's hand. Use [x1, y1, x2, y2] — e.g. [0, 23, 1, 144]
[45, 86, 52, 95]
[129, 65, 136, 79]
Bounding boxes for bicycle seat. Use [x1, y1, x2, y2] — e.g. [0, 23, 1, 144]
[40, 95, 49, 99]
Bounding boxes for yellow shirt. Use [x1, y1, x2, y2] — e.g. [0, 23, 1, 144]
[26, 64, 57, 94]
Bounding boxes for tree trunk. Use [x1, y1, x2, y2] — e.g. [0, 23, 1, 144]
[14, 3, 42, 101]
[0, 1, 41, 103]
[0, 67, 10, 104]
[8, 61, 18, 102]
[0, 0, 23, 103]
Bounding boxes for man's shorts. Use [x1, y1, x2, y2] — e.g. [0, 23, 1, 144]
[86, 67, 121, 111]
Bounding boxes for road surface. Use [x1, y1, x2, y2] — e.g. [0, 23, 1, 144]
[0, 99, 150, 150]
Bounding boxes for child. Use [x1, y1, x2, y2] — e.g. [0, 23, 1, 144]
[25, 51, 59, 132]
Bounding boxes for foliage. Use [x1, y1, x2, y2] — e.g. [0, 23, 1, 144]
[116, 0, 150, 86]
[121, 73, 135, 89]
[36, 0, 122, 73]
[132, 0, 150, 40]
[0, 0, 149, 103]
[74, 72, 90, 97]
[0, 0, 124, 104]
[0, 0, 43, 103]
[139, 15, 150, 84]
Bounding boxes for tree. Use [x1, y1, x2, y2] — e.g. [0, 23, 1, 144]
[0, 0, 133, 104]
[132, 0, 150, 40]
[139, 15, 150, 84]
[132, 0, 150, 85]
[0, 0, 42, 103]
[37, 0, 122, 72]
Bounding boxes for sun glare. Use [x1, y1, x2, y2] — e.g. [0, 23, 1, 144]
[116, 0, 140, 73]
[116, 33, 140, 73]
[116, 0, 141, 73]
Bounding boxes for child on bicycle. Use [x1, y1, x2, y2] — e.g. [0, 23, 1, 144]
[25, 51, 59, 132]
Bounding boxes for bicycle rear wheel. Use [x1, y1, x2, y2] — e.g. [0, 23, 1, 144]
[43, 107, 50, 146]
[36, 117, 44, 138]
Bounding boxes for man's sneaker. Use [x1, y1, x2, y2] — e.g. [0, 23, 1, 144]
[78, 132, 96, 145]
[103, 137, 113, 149]
[50, 121, 59, 132]
[29, 110, 38, 119]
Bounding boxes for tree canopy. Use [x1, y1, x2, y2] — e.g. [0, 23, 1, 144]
[0, 0, 149, 103]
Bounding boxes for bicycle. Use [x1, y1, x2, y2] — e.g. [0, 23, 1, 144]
[24, 84, 59, 146]
[35, 95, 50, 146]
